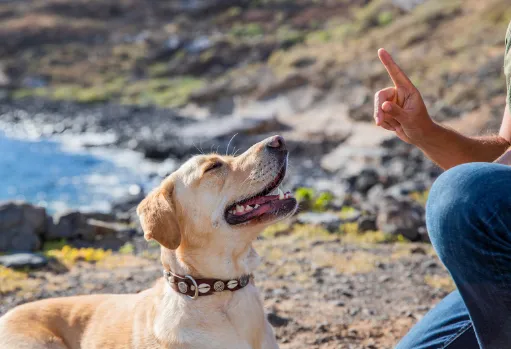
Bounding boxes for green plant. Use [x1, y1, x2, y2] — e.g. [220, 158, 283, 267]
[306, 30, 331, 44]
[377, 11, 393, 26]
[339, 206, 356, 219]
[313, 192, 334, 211]
[42, 239, 68, 252]
[230, 23, 264, 38]
[276, 26, 305, 47]
[295, 187, 335, 212]
[226, 6, 242, 17]
[120, 77, 204, 107]
[295, 187, 315, 203]
[119, 242, 135, 254]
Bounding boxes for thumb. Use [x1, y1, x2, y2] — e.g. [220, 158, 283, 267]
[382, 101, 407, 122]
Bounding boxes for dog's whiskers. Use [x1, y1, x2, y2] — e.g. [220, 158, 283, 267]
[226, 133, 238, 156]
[192, 142, 205, 155]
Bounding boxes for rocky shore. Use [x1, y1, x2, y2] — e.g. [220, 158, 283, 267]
[0, 94, 440, 249]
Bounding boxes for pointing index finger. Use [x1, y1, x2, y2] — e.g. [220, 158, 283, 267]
[378, 48, 413, 88]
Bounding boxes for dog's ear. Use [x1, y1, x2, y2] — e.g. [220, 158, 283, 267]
[137, 179, 181, 250]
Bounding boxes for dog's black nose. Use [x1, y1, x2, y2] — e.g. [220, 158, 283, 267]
[266, 135, 286, 151]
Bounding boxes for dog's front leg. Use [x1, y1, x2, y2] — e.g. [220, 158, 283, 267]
[261, 323, 279, 349]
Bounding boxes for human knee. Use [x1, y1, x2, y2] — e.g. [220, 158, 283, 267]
[426, 163, 510, 259]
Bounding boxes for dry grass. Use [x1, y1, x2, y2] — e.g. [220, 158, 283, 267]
[342, 229, 395, 245]
[98, 254, 152, 269]
[410, 191, 429, 207]
[391, 244, 436, 260]
[312, 250, 380, 275]
[424, 275, 456, 292]
[261, 221, 292, 239]
[1, 14, 103, 31]
[0, 266, 41, 295]
[291, 224, 335, 241]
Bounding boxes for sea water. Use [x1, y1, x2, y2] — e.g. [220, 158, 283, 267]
[0, 132, 163, 213]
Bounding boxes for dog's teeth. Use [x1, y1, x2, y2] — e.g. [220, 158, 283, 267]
[245, 205, 253, 212]
[254, 204, 260, 209]
[278, 188, 285, 200]
[236, 205, 244, 213]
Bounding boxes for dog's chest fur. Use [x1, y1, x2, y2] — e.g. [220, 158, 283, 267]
[151, 283, 266, 349]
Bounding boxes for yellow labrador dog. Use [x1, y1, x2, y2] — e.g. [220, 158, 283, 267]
[0, 135, 297, 349]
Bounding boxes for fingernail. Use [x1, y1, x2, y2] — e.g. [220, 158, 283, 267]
[383, 103, 392, 112]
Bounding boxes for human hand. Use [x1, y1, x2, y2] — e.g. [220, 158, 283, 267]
[374, 48, 437, 145]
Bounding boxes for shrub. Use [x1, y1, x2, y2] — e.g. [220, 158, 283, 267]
[294, 187, 334, 212]
[45, 245, 112, 267]
[119, 242, 135, 254]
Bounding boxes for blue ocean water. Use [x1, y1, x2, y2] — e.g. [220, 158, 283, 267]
[0, 132, 154, 213]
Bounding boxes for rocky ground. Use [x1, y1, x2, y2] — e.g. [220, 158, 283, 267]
[0, 226, 454, 349]
[0, 0, 510, 347]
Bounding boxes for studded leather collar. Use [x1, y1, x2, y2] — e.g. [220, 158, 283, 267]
[163, 270, 253, 299]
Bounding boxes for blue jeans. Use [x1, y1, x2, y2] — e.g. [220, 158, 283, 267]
[397, 163, 511, 349]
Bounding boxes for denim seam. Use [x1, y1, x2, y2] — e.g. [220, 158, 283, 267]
[440, 322, 473, 349]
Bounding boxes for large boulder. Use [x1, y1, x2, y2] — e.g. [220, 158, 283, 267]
[0, 202, 48, 252]
[47, 211, 96, 241]
[347, 166, 382, 194]
[376, 195, 427, 242]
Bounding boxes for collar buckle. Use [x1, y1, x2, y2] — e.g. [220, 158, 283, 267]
[185, 274, 199, 300]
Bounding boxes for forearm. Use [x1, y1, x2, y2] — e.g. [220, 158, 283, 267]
[416, 123, 510, 170]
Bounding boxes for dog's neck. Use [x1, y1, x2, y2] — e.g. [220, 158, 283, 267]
[161, 243, 261, 280]
[153, 244, 264, 346]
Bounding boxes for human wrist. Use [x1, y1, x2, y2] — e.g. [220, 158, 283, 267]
[413, 118, 442, 149]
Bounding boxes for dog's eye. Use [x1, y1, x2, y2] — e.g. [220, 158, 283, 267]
[204, 161, 222, 173]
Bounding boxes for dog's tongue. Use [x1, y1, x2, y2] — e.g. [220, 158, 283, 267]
[226, 197, 294, 225]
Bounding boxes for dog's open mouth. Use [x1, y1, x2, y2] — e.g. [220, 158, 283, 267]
[225, 163, 298, 225]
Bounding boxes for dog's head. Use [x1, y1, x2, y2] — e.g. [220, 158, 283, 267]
[137, 135, 298, 277]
